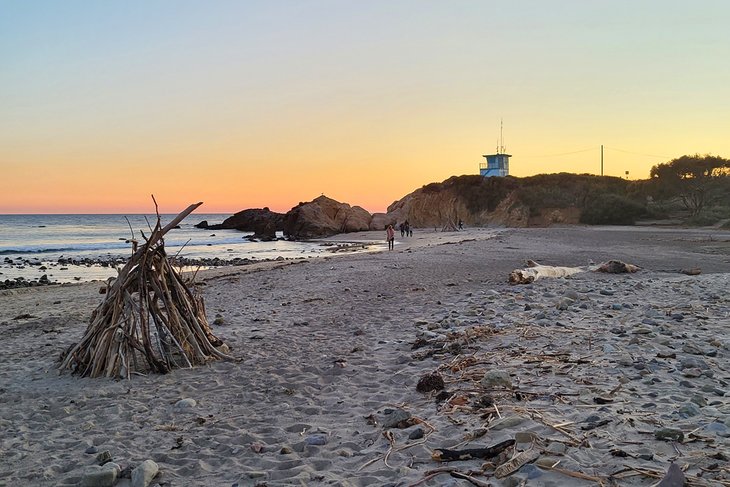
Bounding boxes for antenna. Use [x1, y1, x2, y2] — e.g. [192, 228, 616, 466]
[500, 118, 504, 154]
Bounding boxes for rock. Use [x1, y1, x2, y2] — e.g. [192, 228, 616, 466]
[85, 446, 99, 454]
[690, 394, 707, 407]
[654, 428, 684, 442]
[678, 402, 701, 417]
[131, 459, 159, 487]
[174, 398, 196, 409]
[489, 416, 526, 431]
[381, 408, 412, 429]
[545, 442, 566, 455]
[283, 196, 372, 239]
[481, 370, 512, 389]
[203, 208, 284, 234]
[416, 372, 445, 393]
[81, 465, 118, 487]
[657, 463, 685, 487]
[96, 450, 112, 465]
[596, 260, 639, 273]
[556, 297, 574, 310]
[682, 368, 702, 378]
[304, 434, 327, 446]
[280, 446, 293, 454]
[408, 427, 425, 440]
[683, 343, 703, 354]
[194, 220, 209, 229]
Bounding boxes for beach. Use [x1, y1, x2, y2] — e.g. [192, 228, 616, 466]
[1, 226, 729, 486]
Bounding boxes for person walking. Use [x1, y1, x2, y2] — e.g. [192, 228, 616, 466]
[386, 224, 395, 250]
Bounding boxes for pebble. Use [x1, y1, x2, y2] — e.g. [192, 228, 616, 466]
[654, 428, 684, 442]
[96, 451, 112, 465]
[174, 398, 197, 410]
[678, 402, 701, 417]
[408, 427, 425, 440]
[304, 434, 328, 446]
[381, 408, 412, 429]
[480, 370, 512, 388]
[545, 442, 566, 455]
[489, 416, 526, 431]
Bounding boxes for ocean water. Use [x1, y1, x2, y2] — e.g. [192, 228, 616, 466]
[0, 214, 375, 283]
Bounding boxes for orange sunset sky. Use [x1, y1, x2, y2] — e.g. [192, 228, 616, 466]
[2, 1, 729, 214]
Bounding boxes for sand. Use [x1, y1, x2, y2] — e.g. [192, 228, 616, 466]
[1, 226, 729, 486]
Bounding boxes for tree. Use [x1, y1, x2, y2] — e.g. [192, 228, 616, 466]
[650, 154, 730, 216]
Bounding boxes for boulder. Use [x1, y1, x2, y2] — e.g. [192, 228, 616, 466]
[369, 213, 397, 230]
[203, 208, 284, 233]
[283, 195, 372, 240]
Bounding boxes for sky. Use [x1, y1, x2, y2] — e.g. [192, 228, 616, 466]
[2, 0, 729, 214]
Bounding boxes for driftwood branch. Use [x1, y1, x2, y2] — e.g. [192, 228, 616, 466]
[432, 439, 515, 462]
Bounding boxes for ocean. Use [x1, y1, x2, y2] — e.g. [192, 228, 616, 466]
[0, 214, 374, 284]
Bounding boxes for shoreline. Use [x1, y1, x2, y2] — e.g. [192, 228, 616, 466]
[1, 226, 729, 486]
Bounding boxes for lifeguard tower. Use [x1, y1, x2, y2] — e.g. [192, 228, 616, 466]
[479, 121, 511, 177]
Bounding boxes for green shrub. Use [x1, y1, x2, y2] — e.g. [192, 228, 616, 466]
[580, 194, 647, 225]
[684, 206, 730, 226]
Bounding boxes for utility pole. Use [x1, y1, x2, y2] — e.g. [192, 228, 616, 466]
[600, 145, 604, 176]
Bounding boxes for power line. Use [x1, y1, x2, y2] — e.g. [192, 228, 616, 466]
[526, 147, 598, 158]
[604, 147, 669, 159]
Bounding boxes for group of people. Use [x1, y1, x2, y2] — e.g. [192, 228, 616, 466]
[385, 220, 413, 251]
[399, 220, 412, 238]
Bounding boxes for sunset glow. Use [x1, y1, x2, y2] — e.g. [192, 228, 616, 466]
[2, 1, 729, 214]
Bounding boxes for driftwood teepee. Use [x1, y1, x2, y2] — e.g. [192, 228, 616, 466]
[60, 202, 232, 379]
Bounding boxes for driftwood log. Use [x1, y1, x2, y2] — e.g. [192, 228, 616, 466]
[509, 259, 640, 285]
[59, 202, 232, 378]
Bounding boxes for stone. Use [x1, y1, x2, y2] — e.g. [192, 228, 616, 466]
[481, 370, 512, 389]
[96, 450, 112, 465]
[682, 368, 702, 378]
[305, 434, 327, 446]
[131, 459, 159, 487]
[690, 394, 707, 407]
[680, 356, 709, 370]
[416, 372, 445, 393]
[408, 427, 425, 440]
[654, 428, 684, 442]
[81, 465, 118, 487]
[174, 398, 196, 409]
[489, 416, 526, 431]
[679, 402, 701, 417]
[657, 463, 685, 487]
[546, 442, 566, 455]
[381, 408, 412, 429]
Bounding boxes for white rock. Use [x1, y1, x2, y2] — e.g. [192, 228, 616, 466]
[174, 398, 196, 409]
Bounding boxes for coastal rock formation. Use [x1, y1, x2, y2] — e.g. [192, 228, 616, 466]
[283, 195, 372, 240]
[196, 208, 284, 240]
[384, 175, 583, 229]
[385, 176, 526, 228]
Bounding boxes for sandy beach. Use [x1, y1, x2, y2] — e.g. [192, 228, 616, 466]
[1, 226, 729, 486]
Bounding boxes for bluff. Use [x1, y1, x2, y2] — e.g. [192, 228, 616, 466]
[382, 174, 639, 228]
[283, 195, 372, 239]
